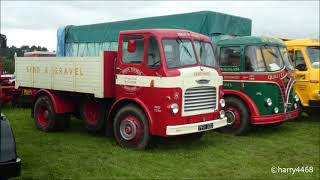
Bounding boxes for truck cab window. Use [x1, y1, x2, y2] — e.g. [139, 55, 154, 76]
[294, 50, 307, 70]
[194, 41, 217, 67]
[220, 47, 241, 66]
[147, 36, 161, 68]
[122, 36, 144, 64]
[244, 46, 266, 72]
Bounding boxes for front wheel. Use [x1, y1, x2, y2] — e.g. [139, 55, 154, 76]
[113, 105, 150, 149]
[220, 97, 251, 135]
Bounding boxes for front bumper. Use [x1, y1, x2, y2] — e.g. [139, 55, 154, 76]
[0, 158, 21, 178]
[166, 117, 228, 136]
[252, 109, 299, 125]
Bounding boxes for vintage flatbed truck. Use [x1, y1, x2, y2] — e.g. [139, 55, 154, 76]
[15, 29, 228, 149]
[216, 36, 299, 135]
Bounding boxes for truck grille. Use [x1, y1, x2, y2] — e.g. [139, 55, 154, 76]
[184, 86, 217, 112]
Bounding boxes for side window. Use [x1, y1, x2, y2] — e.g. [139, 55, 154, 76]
[122, 36, 144, 64]
[220, 47, 241, 66]
[294, 50, 305, 66]
[288, 50, 294, 63]
[147, 36, 161, 68]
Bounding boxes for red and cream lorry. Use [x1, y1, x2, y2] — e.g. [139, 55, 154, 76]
[15, 29, 228, 149]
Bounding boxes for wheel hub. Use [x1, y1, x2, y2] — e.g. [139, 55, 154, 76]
[225, 110, 236, 124]
[120, 119, 137, 140]
[43, 110, 49, 120]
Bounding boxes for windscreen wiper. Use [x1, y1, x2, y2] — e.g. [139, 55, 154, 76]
[176, 37, 192, 57]
[263, 45, 278, 58]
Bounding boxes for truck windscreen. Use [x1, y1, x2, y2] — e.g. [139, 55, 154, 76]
[162, 39, 197, 68]
[306, 46, 320, 68]
[194, 41, 217, 68]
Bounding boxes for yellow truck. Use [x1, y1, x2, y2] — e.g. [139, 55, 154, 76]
[285, 38, 320, 110]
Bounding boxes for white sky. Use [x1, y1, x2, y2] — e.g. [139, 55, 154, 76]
[1, 1, 319, 51]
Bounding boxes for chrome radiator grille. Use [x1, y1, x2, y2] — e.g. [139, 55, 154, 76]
[184, 86, 217, 112]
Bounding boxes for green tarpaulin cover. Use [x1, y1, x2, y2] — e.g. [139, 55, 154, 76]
[217, 36, 285, 46]
[60, 11, 252, 56]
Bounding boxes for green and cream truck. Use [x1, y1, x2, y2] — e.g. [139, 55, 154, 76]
[216, 36, 299, 135]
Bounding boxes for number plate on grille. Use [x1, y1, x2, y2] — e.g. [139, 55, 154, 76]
[198, 123, 214, 131]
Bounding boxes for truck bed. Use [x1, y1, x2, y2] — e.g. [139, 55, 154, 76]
[15, 56, 104, 98]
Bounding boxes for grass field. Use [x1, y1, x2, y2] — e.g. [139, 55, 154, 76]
[2, 107, 319, 180]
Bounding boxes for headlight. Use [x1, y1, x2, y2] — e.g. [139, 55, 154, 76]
[170, 103, 179, 114]
[220, 110, 225, 119]
[219, 99, 226, 108]
[265, 98, 272, 106]
[274, 107, 279, 114]
[294, 95, 299, 102]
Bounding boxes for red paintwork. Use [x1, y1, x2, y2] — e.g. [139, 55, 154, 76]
[24, 51, 56, 57]
[121, 115, 142, 144]
[35, 89, 74, 114]
[0, 85, 16, 102]
[223, 89, 260, 117]
[32, 29, 223, 137]
[103, 51, 117, 98]
[83, 99, 99, 125]
[36, 104, 49, 127]
[252, 109, 299, 124]
[224, 106, 241, 129]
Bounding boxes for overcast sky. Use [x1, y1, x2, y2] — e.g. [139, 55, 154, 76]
[1, 1, 319, 51]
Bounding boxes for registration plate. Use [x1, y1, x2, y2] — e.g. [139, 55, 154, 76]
[198, 123, 214, 131]
[23, 89, 33, 95]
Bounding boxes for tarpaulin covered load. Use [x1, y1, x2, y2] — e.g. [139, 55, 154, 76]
[58, 11, 252, 56]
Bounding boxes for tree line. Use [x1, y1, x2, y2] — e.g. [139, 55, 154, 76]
[0, 45, 48, 74]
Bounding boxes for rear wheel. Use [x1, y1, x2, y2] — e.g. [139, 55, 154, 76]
[113, 105, 150, 149]
[220, 97, 251, 135]
[80, 97, 107, 132]
[33, 95, 69, 132]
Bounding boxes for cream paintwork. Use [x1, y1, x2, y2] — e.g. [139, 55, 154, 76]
[15, 55, 222, 117]
[116, 66, 223, 117]
[15, 56, 104, 98]
[166, 117, 227, 136]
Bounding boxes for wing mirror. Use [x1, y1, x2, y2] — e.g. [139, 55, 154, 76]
[127, 40, 136, 53]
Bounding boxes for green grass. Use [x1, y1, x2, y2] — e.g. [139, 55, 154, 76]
[2, 107, 319, 180]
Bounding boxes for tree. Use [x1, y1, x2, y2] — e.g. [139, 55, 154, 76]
[0, 45, 49, 74]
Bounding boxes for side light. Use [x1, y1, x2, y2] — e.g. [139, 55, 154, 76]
[265, 98, 272, 106]
[219, 99, 226, 108]
[170, 103, 179, 115]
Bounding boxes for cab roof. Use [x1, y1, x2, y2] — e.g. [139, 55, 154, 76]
[120, 29, 211, 42]
[217, 36, 285, 46]
[284, 38, 320, 47]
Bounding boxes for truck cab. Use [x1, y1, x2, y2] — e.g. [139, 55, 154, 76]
[216, 36, 299, 135]
[15, 29, 228, 149]
[285, 38, 320, 109]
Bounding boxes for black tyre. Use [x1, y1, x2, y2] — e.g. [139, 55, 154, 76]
[79, 97, 108, 132]
[33, 95, 69, 132]
[220, 97, 251, 135]
[113, 104, 150, 149]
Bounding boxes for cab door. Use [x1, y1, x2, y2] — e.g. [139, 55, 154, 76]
[292, 48, 310, 106]
[116, 34, 147, 98]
